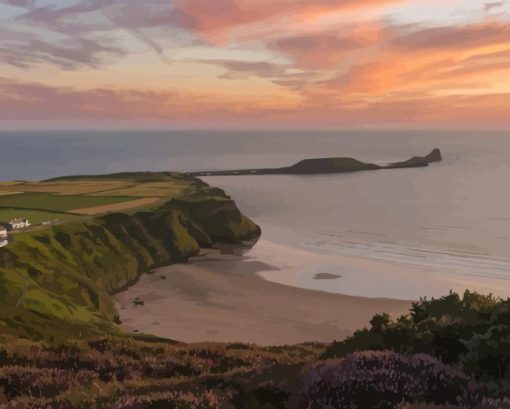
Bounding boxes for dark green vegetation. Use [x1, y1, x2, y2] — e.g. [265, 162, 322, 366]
[323, 291, 510, 398]
[187, 148, 442, 176]
[0, 173, 260, 341]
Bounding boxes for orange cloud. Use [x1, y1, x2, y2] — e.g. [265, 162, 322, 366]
[174, 0, 399, 40]
[269, 29, 374, 69]
[273, 20, 510, 101]
[392, 21, 510, 51]
[0, 78, 300, 124]
[2, 78, 509, 128]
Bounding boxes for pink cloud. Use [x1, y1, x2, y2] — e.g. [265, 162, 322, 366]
[173, 0, 399, 38]
[393, 21, 510, 51]
[270, 31, 371, 69]
[2, 78, 510, 128]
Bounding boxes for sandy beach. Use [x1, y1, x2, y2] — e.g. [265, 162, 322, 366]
[115, 242, 411, 345]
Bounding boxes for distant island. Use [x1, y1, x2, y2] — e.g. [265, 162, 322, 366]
[187, 148, 443, 177]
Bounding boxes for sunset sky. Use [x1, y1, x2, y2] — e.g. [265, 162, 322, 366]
[1, 0, 510, 128]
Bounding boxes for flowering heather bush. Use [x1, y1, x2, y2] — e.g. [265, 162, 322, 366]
[0, 366, 98, 399]
[0, 334, 321, 408]
[477, 398, 510, 408]
[297, 351, 484, 409]
[5, 291, 510, 409]
[403, 400, 510, 409]
[111, 389, 231, 409]
[322, 290, 510, 393]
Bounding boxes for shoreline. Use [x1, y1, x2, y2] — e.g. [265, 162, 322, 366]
[250, 237, 510, 300]
[115, 243, 411, 346]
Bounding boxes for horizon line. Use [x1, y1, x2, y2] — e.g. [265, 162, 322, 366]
[1, 127, 510, 133]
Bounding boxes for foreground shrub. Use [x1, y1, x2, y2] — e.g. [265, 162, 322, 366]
[297, 351, 483, 409]
[323, 291, 510, 389]
[0, 334, 322, 408]
[0, 366, 97, 399]
[111, 389, 232, 409]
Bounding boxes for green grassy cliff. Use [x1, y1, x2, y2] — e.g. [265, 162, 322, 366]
[0, 174, 260, 341]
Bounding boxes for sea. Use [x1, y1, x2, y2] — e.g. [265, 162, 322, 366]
[1, 129, 510, 300]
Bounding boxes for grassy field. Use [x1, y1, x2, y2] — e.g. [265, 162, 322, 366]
[0, 180, 130, 195]
[0, 193, 136, 213]
[72, 197, 162, 215]
[87, 181, 188, 197]
[0, 172, 235, 234]
[0, 209, 82, 224]
[0, 174, 213, 229]
[0, 180, 188, 198]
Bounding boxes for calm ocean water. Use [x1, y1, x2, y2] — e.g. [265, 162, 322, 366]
[1, 129, 510, 299]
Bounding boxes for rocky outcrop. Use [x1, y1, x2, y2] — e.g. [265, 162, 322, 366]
[188, 149, 443, 177]
[424, 148, 443, 163]
[386, 148, 443, 169]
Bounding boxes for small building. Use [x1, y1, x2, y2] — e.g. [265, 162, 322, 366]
[0, 218, 31, 231]
[0, 227, 8, 248]
[11, 218, 31, 230]
[41, 219, 59, 227]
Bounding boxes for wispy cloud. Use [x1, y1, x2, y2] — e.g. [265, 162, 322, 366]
[270, 30, 371, 69]
[485, 1, 505, 12]
[172, 0, 400, 38]
[0, 0, 191, 68]
[2, 77, 509, 128]
[392, 21, 510, 51]
[0, 0, 35, 9]
[0, 25, 124, 69]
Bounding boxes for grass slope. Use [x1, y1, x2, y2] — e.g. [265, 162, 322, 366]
[0, 173, 261, 342]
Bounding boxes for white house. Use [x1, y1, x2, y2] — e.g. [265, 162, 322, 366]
[9, 218, 31, 230]
[0, 227, 7, 248]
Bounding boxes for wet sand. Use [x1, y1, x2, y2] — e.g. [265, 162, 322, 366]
[115, 247, 411, 346]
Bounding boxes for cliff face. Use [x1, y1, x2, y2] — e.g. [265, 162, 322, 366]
[0, 195, 260, 341]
